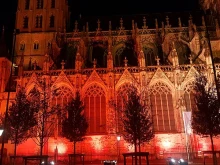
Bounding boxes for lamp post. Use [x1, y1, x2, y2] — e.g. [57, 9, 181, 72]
[117, 135, 121, 161]
[0, 29, 19, 165]
[0, 128, 3, 164]
[0, 129, 3, 137]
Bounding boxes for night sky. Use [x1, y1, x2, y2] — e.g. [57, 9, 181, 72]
[69, 0, 200, 16]
[0, 0, 201, 50]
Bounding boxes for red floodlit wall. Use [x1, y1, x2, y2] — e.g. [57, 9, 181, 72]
[9, 133, 220, 161]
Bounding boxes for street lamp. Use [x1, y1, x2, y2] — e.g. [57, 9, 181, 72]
[117, 135, 121, 141]
[0, 129, 3, 137]
[0, 128, 3, 165]
[0, 29, 19, 165]
[117, 135, 121, 161]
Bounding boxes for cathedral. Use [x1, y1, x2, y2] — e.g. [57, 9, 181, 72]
[0, 0, 220, 162]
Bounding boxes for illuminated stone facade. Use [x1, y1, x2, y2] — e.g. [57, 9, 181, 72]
[0, 0, 220, 161]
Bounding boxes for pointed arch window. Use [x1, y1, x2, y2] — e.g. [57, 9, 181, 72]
[91, 43, 106, 68]
[116, 84, 133, 133]
[37, 0, 43, 9]
[114, 43, 137, 67]
[20, 41, 26, 51]
[35, 15, 43, 28]
[51, 0, 55, 8]
[149, 82, 176, 132]
[143, 47, 157, 66]
[115, 47, 124, 67]
[52, 86, 73, 137]
[25, 0, 30, 10]
[33, 41, 39, 50]
[183, 83, 196, 112]
[47, 41, 51, 48]
[49, 15, 55, 28]
[84, 84, 106, 134]
[23, 16, 29, 28]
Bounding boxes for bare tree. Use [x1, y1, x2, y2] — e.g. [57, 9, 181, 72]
[192, 74, 220, 165]
[29, 78, 60, 157]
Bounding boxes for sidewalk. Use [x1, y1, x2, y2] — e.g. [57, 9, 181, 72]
[58, 158, 216, 165]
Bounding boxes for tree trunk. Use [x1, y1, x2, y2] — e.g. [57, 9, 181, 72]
[13, 141, 17, 165]
[138, 141, 141, 165]
[13, 144, 17, 165]
[134, 142, 137, 165]
[13, 131, 18, 165]
[210, 134, 217, 165]
[40, 134, 43, 156]
[74, 141, 76, 165]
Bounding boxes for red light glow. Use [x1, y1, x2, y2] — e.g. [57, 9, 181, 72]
[162, 141, 171, 148]
[91, 136, 103, 151]
[49, 138, 68, 154]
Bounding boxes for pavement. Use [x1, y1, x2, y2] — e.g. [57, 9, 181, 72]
[56, 158, 218, 165]
[8, 158, 219, 165]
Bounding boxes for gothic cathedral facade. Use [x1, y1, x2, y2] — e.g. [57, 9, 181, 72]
[0, 0, 220, 160]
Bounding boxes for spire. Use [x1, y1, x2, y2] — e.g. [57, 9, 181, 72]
[155, 56, 160, 66]
[61, 60, 65, 69]
[165, 16, 171, 28]
[142, 17, 148, 29]
[93, 58, 97, 68]
[178, 17, 182, 28]
[124, 57, 128, 67]
[108, 21, 112, 36]
[74, 20, 78, 32]
[119, 18, 125, 30]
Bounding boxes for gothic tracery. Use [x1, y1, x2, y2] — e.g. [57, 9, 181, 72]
[84, 84, 106, 134]
[149, 82, 176, 132]
[0, 0, 220, 159]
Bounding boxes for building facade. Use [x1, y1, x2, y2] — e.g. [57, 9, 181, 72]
[0, 0, 220, 161]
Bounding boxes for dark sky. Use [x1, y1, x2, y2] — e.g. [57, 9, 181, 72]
[69, 0, 200, 16]
[0, 0, 201, 50]
[0, 0, 201, 29]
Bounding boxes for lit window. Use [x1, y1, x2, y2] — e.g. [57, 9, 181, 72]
[183, 83, 196, 112]
[52, 86, 73, 137]
[116, 84, 131, 133]
[149, 82, 176, 132]
[84, 84, 106, 134]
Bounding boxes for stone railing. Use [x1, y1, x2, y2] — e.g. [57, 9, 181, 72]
[22, 63, 220, 78]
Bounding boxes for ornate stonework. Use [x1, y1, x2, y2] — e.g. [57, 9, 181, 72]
[0, 0, 220, 161]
